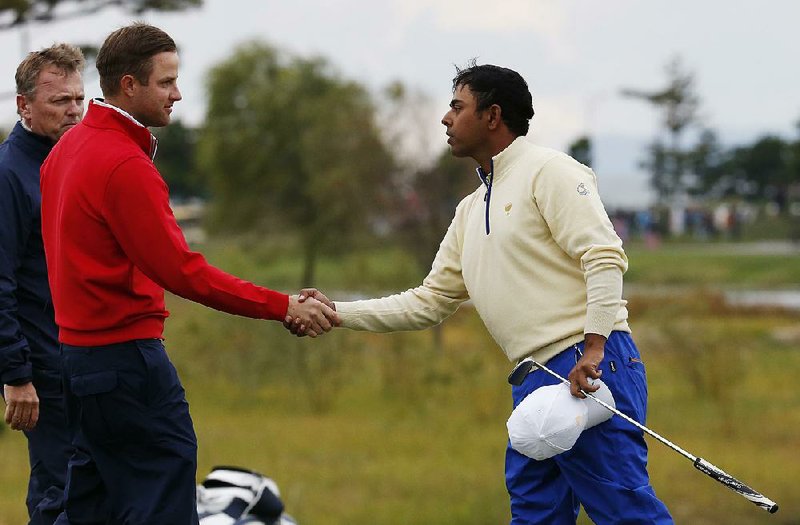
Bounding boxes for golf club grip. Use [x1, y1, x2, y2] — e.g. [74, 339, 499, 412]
[693, 458, 778, 513]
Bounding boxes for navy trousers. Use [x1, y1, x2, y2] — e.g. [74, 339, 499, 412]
[22, 368, 71, 525]
[506, 331, 674, 525]
[54, 339, 199, 525]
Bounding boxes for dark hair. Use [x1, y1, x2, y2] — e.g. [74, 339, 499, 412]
[96, 22, 177, 97]
[452, 62, 534, 136]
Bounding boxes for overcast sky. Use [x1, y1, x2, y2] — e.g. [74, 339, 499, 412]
[1, 0, 798, 207]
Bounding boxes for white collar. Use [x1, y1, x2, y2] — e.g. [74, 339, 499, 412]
[490, 136, 529, 182]
[91, 98, 148, 129]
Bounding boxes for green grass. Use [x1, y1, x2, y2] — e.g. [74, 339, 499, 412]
[625, 242, 800, 289]
[1, 240, 799, 524]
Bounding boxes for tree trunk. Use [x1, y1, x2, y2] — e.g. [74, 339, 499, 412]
[301, 237, 318, 287]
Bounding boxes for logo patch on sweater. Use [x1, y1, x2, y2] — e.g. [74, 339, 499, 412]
[577, 183, 590, 196]
[504, 203, 513, 215]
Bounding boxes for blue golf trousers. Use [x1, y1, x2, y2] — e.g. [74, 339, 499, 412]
[23, 368, 71, 525]
[506, 331, 674, 524]
[54, 339, 198, 525]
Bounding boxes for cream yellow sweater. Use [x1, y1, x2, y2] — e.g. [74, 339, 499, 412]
[336, 137, 630, 364]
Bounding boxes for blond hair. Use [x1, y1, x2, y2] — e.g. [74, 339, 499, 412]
[16, 43, 85, 98]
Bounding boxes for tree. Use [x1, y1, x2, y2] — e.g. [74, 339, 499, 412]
[384, 147, 475, 353]
[378, 80, 442, 174]
[0, 0, 201, 29]
[727, 136, 789, 208]
[365, 81, 472, 352]
[392, 150, 476, 272]
[686, 129, 729, 197]
[622, 56, 701, 202]
[375, 80, 474, 271]
[787, 120, 800, 192]
[199, 42, 396, 285]
[640, 139, 670, 200]
[567, 136, 592, 168]
[152, 118, 204, 199]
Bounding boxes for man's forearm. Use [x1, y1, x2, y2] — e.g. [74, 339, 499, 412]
[584, 264, 625, 337]
[336, 286, 466, 332]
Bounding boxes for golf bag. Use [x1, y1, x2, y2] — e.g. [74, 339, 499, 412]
[197, 466, 298, 525]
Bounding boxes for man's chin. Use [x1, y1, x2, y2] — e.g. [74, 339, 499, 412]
[448, 146, 467, 158]
[145, 116, 171, 128]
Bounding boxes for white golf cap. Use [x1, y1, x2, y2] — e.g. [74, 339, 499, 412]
[584, 378, 615, 428]
[507, 379, 617, 461]
[507, 383, 588, 460]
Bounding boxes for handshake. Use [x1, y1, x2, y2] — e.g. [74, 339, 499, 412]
[283, 288, 339, 337]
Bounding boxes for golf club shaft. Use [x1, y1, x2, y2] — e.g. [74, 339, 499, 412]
[524, 358, 779, 514]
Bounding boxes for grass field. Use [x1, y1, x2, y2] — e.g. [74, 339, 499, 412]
[625, 241, 800, 289]
[1, 240, 798, 524]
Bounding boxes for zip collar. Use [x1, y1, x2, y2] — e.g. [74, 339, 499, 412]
[89, 99, 158, 160]
[474, 138, 530, 235]
[476, 158, 494, 235]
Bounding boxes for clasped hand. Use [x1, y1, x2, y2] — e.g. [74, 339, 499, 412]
[283, 288, 339, 337]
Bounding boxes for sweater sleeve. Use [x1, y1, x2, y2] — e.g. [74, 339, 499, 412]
[0, 167, 33, 384]
[102, 156, 288, 321]
[532, 155, 627, 338]
[336, 208, 469, 331]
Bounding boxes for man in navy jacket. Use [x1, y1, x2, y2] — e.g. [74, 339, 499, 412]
[0, 43, 85, 524]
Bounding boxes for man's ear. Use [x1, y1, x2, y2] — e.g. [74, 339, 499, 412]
[16, 94, 31, 121]
[487, 104, 503, 130]
[120, 74, 137, 97]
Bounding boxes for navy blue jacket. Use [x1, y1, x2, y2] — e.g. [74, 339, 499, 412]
[0, 122, 59, 386]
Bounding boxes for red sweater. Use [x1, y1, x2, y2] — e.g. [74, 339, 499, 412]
[40, 100, 288, 345]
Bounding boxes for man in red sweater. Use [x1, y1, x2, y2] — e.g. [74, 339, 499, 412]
[40, 23, 336, 524]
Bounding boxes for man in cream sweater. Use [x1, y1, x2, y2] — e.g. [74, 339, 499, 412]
[299, 64, 672, 524]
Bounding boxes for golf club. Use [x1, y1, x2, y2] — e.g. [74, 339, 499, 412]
[508, 357, 779, 514]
